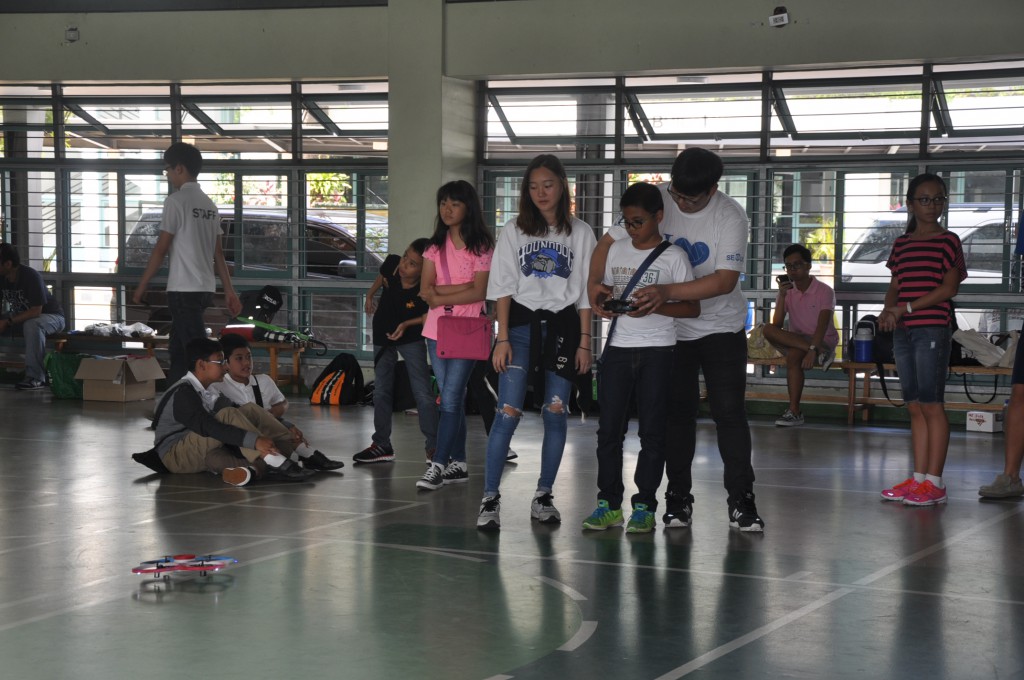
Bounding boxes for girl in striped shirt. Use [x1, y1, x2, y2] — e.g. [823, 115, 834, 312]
[879, 173, 967, 507]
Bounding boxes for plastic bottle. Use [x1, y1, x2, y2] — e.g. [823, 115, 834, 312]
[854, 326, 874, 362]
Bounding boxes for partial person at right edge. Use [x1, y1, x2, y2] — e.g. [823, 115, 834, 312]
[0, 242, 65, 390]
[762, 243, 839, 427]
[132, 142, 242, 385]
[594, 147, 765, 532]
[979, 320, 1024, 499]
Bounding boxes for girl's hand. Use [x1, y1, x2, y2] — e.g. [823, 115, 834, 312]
[576, 345, 592, 374]
[878, 308, 898, 332]
[492, 341, 513, 373]
[419, 286, 438, 308]
[364, 296, 377, 315]
[386, 323, 407, 341]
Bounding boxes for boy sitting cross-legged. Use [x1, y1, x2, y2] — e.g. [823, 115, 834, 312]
[149, 337, 316, 486]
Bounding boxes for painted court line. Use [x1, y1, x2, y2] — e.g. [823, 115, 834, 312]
[558, 620, 598, 651]
[534, 575, 587, 601]
[653, 503, 1024, 679]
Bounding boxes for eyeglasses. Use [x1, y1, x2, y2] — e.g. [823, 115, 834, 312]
[615, 215, 655, 230]
[783, 261, 809, 270]
[667, 187, 707, 208]
[910, 195, 948, 206]
[204, 359, 226, 365]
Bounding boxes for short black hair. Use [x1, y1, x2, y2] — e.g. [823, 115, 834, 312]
[783, 243, 812, 264]
[164, 142, 203, 178]
[670, 147, 724, 196]
[0, 242, 19, 268]
[219, 333, 250, 357]
[408, 238, 431, 256]
[186, 337, 223, 372]
[619, 182, 664, 215]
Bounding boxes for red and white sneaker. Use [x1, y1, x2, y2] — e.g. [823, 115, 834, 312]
[903, 480, 947, 506]
[881, 477, 917, 502]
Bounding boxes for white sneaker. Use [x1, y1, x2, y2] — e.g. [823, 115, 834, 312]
[477, 495, 501, 531]
[818, 347, 836, 371]
[775, 409, 804, 427]
[530, 491, 561, 524]
[505, 449, 518, 463]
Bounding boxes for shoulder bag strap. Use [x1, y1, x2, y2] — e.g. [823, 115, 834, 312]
[251, 378, 264, 408]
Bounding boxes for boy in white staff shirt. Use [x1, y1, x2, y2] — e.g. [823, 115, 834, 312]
[581, 182, 699, 534]
[211, 332, 344, 471]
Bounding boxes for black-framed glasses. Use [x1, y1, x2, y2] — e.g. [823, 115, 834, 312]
[667, 187, 707, 207]
[783, 261, 809, 271]
[910, 195, 948, 206]
[615, 215, 654, 230]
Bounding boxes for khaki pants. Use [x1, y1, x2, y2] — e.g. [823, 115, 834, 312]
[162, 403, 296, 476]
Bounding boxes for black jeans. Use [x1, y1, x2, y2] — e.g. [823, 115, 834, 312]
[167, 291, 213, 385]
[595, 345, 674, 511]
[666, 331, 754, 503]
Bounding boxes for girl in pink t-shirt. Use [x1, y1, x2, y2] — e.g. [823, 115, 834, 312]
[416, 180, 494, 492]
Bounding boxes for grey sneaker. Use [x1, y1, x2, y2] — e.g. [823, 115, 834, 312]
[417, 462, 445, 490]
[530, 491, 561, 524]
[505, 449, 519, 463]
[818, 347, 836, 372]
[979, 473, 1024, 498]
[441, 461, 469, 485]
[477, 495, 501, 531]
[775, 409, 804, 427]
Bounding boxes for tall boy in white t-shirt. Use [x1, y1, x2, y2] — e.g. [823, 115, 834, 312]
[581, 182, 698, 534]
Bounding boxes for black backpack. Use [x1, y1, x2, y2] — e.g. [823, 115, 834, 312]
[854, 314, 901, 405]
[309, 352, 365, 405]
[238, 285, 284, 324]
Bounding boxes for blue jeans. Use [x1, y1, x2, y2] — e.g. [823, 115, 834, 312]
[372, 341, 437, 452]
[595, 345, 674, 510]
[426, 339, 476, 464]
[19, 313, 65, 382]
[483, 323, 572, 497]
[665, 331, 754, 502]
[167, 291, 212, 385]
[893, 325, 951, 404]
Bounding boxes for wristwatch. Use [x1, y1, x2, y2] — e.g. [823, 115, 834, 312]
[906, 301, 913, 314]
[807, 344, 817, 352]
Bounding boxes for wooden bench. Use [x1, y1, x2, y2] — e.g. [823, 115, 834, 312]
[50, 334, 306, 391]
[748, 357, 1010, 425]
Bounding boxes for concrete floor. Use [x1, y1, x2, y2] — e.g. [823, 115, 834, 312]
[0, 385, 1022, 680]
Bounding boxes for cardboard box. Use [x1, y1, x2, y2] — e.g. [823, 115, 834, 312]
[966, 410, 1004, 433]
[74, 356, 165, 402]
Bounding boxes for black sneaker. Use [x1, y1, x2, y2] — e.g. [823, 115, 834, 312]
[303, 449, 345, 471]
[728, 491, 765, 532]
[354, 442, 395, 464]
[266, 458, 316, 482]
[663, 492, 694, 528]
[417, 462, 445, 491]
[477, 495, 501, 531]
[15, 378, 45, 390]
[441, 461, 468, 485]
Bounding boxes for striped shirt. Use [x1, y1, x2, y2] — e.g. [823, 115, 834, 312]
[885, 230, 967, 327]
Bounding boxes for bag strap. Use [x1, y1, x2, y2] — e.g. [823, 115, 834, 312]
[606, 240, 671, 347]
[251, 379, 264, 408]
[438, 239, 452, 286]
[962, 372, 1000, 404]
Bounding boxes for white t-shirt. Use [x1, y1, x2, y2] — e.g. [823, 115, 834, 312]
[606, 186, 749, 340]
[161, 182, 222, 293]
[603, 239, 692, 348]
[487, 216, 595, 311]
[211, 373, 287, 411]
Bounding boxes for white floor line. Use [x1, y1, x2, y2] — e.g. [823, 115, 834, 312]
[90, 493, 286, 534]
[653, 503, 1024, 679]
[534, 575, 587, 601]
[782, 570, 813, 581]
[558, 620, 598, 651]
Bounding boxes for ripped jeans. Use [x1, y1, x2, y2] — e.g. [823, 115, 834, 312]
[483, 322, 572, 497]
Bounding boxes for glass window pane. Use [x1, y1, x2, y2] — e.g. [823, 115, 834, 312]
[68, 170, 118, 273]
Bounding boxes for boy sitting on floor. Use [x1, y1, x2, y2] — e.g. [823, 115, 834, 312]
[211, 332, 343, 471]
[145, 337, 316, 486]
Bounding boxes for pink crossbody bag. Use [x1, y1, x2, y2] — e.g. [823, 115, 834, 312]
[435, 244, 492, 360]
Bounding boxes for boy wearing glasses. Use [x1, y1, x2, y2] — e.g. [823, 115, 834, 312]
[582, 182, 697, 533]
[210, 332, 344, 471]
[132, 142, 242, 385]
[762, 244, 839, 427]
[147, 337, 315, 486]
[589, 147, 764, 532]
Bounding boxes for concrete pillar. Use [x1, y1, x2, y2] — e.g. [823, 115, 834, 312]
[387, 0, 477, 252]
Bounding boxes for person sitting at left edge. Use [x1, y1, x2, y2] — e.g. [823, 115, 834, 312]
[212, 332, 343, 471]
[0, 242, 66, 390]
[146, 337, 316, 486]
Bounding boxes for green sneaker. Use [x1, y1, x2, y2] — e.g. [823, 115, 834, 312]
[581, 500, 624, 530]
[626, 503, 656, 533]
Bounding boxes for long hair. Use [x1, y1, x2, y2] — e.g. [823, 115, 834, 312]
[905, 173, 947, 234]
[431, 180, 494, 256]
[516, 154, 574, 237]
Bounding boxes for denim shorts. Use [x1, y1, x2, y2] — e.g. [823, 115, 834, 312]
[892, 325, 951, 404]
